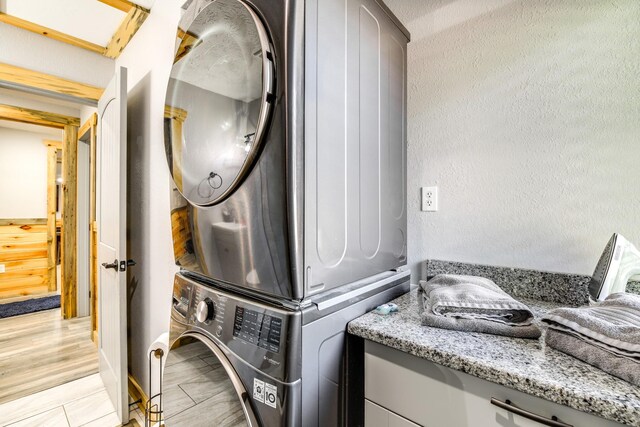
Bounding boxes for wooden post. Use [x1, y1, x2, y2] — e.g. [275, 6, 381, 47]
[46, 146, 57, 292]
[61, 125, 78, 319]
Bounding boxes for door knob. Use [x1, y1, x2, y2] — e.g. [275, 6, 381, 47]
[102, 259, 118, 270]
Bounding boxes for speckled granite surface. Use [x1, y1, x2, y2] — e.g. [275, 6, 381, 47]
[424, 260, 593, 306]
[348, 290, 640, 426]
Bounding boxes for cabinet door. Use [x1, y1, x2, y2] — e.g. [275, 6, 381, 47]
[365, 340, 624, 427]
[366, 399, 420, 427]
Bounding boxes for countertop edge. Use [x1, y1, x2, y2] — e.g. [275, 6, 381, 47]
[347, 321, 639, 426]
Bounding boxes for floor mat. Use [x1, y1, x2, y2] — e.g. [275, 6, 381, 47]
[0, 295, 61, 318]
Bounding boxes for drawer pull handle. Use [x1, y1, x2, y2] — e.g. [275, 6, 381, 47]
[490, 397, 573, 427]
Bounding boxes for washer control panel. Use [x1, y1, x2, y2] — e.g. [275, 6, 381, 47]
[175, 273, 300, 381]
[233, 307, 282, 353]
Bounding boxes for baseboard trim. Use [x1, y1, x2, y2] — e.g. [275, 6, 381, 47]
[128, 373, 162, 424]
[128, 374, 148, 416]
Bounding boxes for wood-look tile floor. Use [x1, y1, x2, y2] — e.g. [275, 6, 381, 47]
[0, 373, 146, 427]
[0, 308, 98, 404]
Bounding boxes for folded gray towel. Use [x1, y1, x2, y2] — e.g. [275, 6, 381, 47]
[419, 274, 541, 338]
[542, 292, 640, 360]
[545, 329, 640, 386]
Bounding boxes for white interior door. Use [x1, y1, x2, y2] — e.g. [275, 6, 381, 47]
[97, 66, 129, 424]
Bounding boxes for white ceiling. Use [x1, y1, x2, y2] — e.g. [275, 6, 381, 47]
[0, 119, 63, 138]
[2, 0, 156, 47]
[0, 87, 82, 117]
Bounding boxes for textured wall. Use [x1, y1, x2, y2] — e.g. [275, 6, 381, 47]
[0, 127, 55, 218]
[115, 1, 181, 395]
[0, 22, 114, 88]
[382, 0, 640, 280]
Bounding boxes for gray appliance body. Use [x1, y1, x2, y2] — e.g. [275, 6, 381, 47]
[165, 0, 410, 302]
[162, 271, 410, 427]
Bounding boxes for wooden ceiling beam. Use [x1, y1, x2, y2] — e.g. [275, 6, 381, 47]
[97, 0, 149, 14]
[0, 12, 106, 56]
[104, 5, 149, 59]
[175, 29, 201, 64]
[43, 139, 63, 150]
[0, 63, 104, 103]
[0, 104, 80, 129]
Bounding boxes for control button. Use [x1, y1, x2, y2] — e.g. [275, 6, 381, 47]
[216, 325, 223, 338]
[196, 298, 214, 323]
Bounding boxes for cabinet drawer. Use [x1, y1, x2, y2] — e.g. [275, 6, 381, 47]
[365, 399, 420, 427]
[364, 340, 624, 427]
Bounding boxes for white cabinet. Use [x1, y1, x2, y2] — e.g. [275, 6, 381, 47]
[365, 399, 420, 427]
[364, 340, 624, 427]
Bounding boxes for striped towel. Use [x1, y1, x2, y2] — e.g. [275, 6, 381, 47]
[542, 293, 640, 386]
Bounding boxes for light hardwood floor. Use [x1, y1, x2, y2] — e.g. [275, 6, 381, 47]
[0, 308, 98, 404]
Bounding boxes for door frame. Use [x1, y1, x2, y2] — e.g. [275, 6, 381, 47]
[43, 139, 62, 295]
[77, 114, 99, 340]
[0, 103, 80, 319]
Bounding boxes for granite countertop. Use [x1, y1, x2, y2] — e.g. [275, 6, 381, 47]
[348, 289, 640, 426]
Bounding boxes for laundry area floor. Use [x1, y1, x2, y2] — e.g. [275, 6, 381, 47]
[0, 373, 145, 427]
[0, 308, 98, 404]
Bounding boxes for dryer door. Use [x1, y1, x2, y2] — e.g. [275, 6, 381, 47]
[165, 0, 275, 206]
[162, 334, 259, 426]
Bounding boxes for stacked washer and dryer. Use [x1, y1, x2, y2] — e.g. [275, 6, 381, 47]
[161, 0, 410, 425]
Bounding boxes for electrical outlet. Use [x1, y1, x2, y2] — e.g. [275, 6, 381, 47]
[421, 186, 438, 212]
[0, 264, 4, 273]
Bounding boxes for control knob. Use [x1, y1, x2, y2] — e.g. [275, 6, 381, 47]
[196, 298, 214, 323]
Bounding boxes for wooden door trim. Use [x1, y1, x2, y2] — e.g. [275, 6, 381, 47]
[46, 144, 59, 292]
[61, 125, 78, 319]
[79, 114, 99, 339]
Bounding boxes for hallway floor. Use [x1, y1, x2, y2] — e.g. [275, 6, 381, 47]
[0, 308, 98, 404]
[0, 373, 145, 427]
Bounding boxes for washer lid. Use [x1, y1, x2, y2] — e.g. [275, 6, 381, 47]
[165, 0, 275, 206]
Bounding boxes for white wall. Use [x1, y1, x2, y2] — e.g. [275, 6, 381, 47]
[114, 1, 181, 394]
[0, 22, 114, 88]
[0, 126, 61, 218]
[383, 0, 640, 280]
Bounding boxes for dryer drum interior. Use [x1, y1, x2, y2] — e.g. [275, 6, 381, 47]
[164, 0, 275, 207]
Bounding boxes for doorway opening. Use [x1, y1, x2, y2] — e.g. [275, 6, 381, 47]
[0, 88, 99, 404]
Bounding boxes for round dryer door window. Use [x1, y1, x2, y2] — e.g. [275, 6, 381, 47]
[162, 335, 257, 426]
[165, 0, 275, 206]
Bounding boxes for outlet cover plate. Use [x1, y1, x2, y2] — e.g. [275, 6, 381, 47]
[421, 186, 438, 212]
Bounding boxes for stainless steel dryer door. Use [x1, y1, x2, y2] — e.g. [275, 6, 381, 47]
[162, 334, 258, 426]
[165, 0, 275, 206]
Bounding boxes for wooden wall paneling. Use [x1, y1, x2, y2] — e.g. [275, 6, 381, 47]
[0, 13, 106, 55]
[61, 125, 78, 319]
[0, 104, 80, 129]
[46, 145, 58, 292]
[0, 63, 104, 103]
[0, 221, 49, 299]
